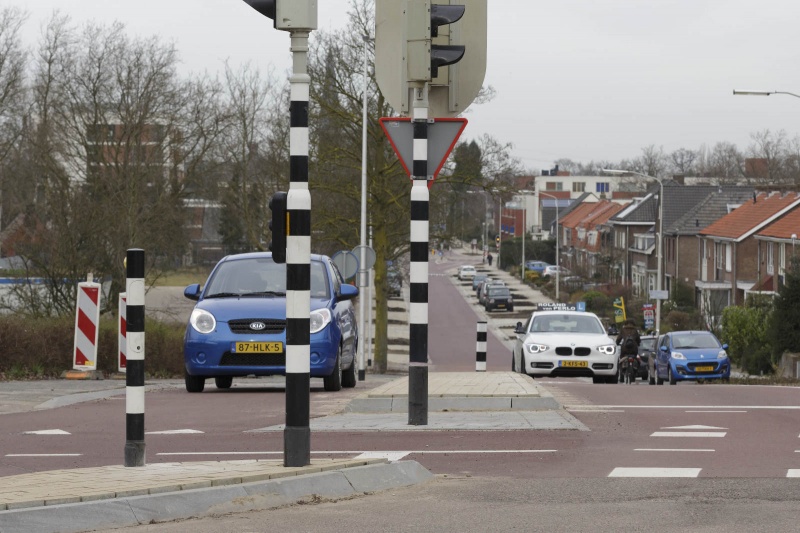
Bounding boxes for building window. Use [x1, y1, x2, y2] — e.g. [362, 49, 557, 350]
[596, 182, 610, 193]
[767, 242, 774, 275]
[572, 182, 585, 193]
[545, 182, 563, 191]
[725, 243, 732, 272]
[779, 243, 786, 276]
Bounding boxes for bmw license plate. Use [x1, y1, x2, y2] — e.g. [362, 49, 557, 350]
[560, 360, 588, 368]
[234, 342, 283, 353]
[695, 365, 714, 372]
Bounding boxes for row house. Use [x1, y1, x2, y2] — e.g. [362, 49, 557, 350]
[698, 192, 800, 319]
[754, 207, 800, 294]
[559, 200, 627, 277]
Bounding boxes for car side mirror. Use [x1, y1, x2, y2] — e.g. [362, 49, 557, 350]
[514, 321, 524, 334]
[184, 283, 201, 301]
[722, 343, 729, 350]
[338, 283, 359, 301]
[660, 345, 668, 352]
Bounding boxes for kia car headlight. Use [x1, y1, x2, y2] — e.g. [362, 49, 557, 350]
[190, 308, 216, 334]
[597, 344, 616, 355]
[717, 350, 728, 359]
[671, 352, 686, 360]
[310, 308, 332, 334]
[526, 343, 548, 354]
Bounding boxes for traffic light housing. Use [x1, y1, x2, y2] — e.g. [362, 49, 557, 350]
[376, 0, 486, 117]
[269, 191, 288, 263]
[243, 0, 317, 31]
[406, 2, 465, 81]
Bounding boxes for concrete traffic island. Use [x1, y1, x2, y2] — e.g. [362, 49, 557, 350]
[347, 371, 561, 412]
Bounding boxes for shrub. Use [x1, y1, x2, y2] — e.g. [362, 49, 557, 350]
[721, 305, 772, 374]
[0, 315, 185, 380]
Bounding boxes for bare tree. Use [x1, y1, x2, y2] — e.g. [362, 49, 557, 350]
[669, 147, 697, 176]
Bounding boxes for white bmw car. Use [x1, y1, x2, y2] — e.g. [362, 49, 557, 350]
[512, 309, 619, 383]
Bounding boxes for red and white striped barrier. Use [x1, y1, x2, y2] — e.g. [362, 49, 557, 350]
[118, 293, 127, 372]
[73, 281, 101, 371]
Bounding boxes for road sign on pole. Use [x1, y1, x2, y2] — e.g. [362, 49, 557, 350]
[379, 117, 467, 184]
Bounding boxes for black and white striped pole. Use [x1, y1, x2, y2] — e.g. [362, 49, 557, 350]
[476, 321, 487, 372]
[408, 84, 430, 425]
[124, 248, 145, 467]
[243, 0, 317, 469]
[284, 28, 313, 468]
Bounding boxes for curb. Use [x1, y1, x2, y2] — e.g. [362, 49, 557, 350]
[0, 461, 433, 533]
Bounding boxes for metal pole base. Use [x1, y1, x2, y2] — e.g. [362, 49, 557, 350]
[408, 365, 428, 425]
[284, 426, 311, 467]
[358, 369, 366, 381]
[124, 441, 145, 467]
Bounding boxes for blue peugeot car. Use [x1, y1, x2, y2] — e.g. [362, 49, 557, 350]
[182, 252, 358, 393]
[653, 330, 730, 385]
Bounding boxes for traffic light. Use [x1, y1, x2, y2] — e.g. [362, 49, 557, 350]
[376, 1, 485, 117]
[269, 191, 288, 263]
[495, 235, 501, 246]
[406, 2, 465, 82]
[242, 0, 317, 31]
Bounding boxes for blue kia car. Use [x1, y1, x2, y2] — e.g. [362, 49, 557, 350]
[653, 330, 730, 385]
[182, 252, 358, 393]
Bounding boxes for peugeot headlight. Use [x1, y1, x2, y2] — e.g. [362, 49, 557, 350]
[597, 344, 616, 355]
[717, 350, 728, 359]
[671, 352, 686, 360]
[526, 343, 548, 354]
[310, 308, 332, 334]
[190, 308, 216, 334]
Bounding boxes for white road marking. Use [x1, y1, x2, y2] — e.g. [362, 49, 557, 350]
[663, 425, 727, 430]
[569, 409, 625, 413]
[6, 453, 82, 457]
[787, 470, 800, 477]
[651, 431, 726, 438]
[609, 467, 701, 478]
[145, 429, 204, 435]
[579, 405, 800, 410]
[156, 449, 558, 457]
[635, 448, 715, 452]
[356, 451, 410, 462]
[23, 429, 71, 435]
[686, 410, 746, 413]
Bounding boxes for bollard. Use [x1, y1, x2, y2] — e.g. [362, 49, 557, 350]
[118, 293, 127, 373]
[124, 249, 146, 467]
[476, 321, 487, 372]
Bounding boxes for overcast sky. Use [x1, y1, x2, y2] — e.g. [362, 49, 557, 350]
[17, 0, 800, 174]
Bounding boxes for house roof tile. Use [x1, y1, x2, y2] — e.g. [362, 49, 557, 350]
[756, 205, 800, 240]
[700, 192, 800, 241]
[668, 188, 755, 236]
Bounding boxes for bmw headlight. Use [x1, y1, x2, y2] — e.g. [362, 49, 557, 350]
[190, 308, 216, 334]
[717, 350, 728, 359]
[671, 352, 686, 360]
[526, 343, 548, 354]
[597, 344, 616, 355]
[310, 308, 332, 334]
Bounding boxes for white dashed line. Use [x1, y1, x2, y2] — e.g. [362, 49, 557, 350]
[635, 448, 715, 452]
[23, 429, 71, 435]
[6, 453, 82, 457]
[651, 431, 726, 438]
[609, 467, 701, 478]
[145, 429, 205, 435]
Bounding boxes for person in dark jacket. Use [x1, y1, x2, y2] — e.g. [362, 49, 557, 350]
[615, 319, 641, 355]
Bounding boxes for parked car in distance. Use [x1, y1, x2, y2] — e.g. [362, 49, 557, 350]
[524, 260, 550, 274]
[637, 335, 656, 382]
[472, 274, 489, 292]
[543, 265, 570, 277]
[387, 268, 403, 298]
[182, 252, 359, 393]
[458, 265, 477, 281]
[512, 308, 618, 383]
[652, 330, 730, 385]
[479, 280, 506, 306]
[484, 286, 514, 312]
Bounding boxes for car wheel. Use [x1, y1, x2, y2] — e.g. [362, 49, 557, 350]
[324, 348, 343, 392]
[508, 306, 514, 312]
[185, 371, 205, 393]
[668, 366, 676, 385]
[214, 376, 233, 389]
[592, 376, 604, 384]
[342, 348, 357, 388]
[607, 373, 619, 384]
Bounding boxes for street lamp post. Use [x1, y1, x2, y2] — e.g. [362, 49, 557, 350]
[603, 169, 664, 336]
[356, 35, 370, 381]
[538, 191, 560, 301]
